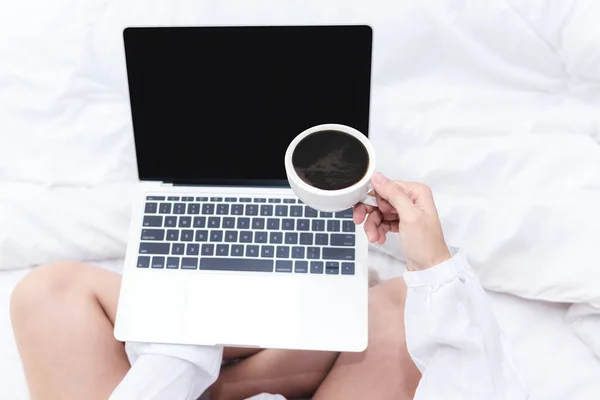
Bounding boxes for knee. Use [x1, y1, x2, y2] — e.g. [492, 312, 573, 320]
[10, 261, 89, 324]
[367, 277, 409, 346]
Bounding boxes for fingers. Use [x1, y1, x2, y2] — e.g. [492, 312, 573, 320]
[371, 173, 417, 218]
[364, 208, 383, 243]
[353, 203, 376, 224]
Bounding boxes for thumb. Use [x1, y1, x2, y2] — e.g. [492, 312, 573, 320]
[371, 173, 417, 217]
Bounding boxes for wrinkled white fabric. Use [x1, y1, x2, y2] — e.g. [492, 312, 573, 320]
[110, 253, 526, 399]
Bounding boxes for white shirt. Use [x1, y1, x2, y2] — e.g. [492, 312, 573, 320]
[110, 253, 528, 400]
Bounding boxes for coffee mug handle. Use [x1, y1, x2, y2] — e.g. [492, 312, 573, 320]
[359, 183, 378, 208]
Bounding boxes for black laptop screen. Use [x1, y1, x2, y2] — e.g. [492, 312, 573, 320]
[124, 26, 372, 185]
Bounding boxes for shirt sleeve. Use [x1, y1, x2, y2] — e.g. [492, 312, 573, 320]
[403, 252, 529, 400]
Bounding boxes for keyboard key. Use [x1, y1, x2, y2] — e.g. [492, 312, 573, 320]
[196, 196, 208, 201]
[277, 246, 290, 258]
[165, 216, 177, 227]
[172, 243, 185, 255]
[216, 244, 229, 256]
[159, 203, 171, 214]
[239, 197, 252, 202]
[179, 217, 192, 228]
[326, 261, 339, 274]
[225, 197, 237, 202]
[210, 230, 223, 242]
[139, 242, 169, 254]
[151, 256, 165, 268]
[232, 204, 244, 215]
[210, 197, 223, 202]
[320, 212, 333, 218]
[231, 245, 244, 257]
[193, 216, 206, 228]
[282, 219, 295, 230]
[312, 220, 325, 231]
[342, 221, 355, 232]
[166, 257, 179, 269]
[269, 232, 283, 244]
[300, 233, 313, 245]
[145, 203, 158, 213]
[290, 206, 303, 217]
[137, 256, 150, 268]
[307, 247, 320, 259]
[147, 196, 165, 201]
[252, 218, 265, 230]
[331, 234, 355, 246]
[297, 219, 310, 231]
[253, 198, 266, 203]
[315, 234, 328, 246]
[202, 204, 215, 215]
[255, 231, 268, 243]
[195, 230, 208, 242]
[200, 258, 273, 272]
[201, 244, 215, 256]
[276, 260, 293, 273]
[335, 209, 354, 218]
[245, 204, 258, 216]
[327, 220, 340, 232]
[267, 218, 280, 230]
[225, 231, 238, 242]
[322, 247, 355, 260]
[297, 200, 304, 204]
[283, 199, 296, 204]
[186, 243, 200, 255]
[188, 203, 200, 214]
[143, 216, 162, 227]
[174, 203, 186, 214]
[223, 217, 235, 229]
[246, 245, 259, 257]
[141, 229, 165, 241]
[261, 245, 275, 258]
[181, 230, 194, 241]
[275, 205, 288, 217]
[284, 232, 298, 244]
[342, 262, 355, 275]
[237, 217, 250, 229]
[208, 217, 221, 228]
[268, 198, 281, 203]
[304, 207, 318, 218]
[168, 196, 180, 201]
[166, 229, 179, 241]
[310, 261, 324, 274]
[295, 261, 308, 273]
[240, 231, 253, 243]
[217, 204, 229, 215]
[181, 257, 198, 270]
[182, 196, 194, 201]
[260, 205, 273, 216]
[292, 247, 305, 259]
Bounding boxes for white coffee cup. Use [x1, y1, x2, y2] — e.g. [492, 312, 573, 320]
[284, 123, 378, 212]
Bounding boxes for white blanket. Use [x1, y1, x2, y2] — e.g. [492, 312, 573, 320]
[1, 0, 599, 384]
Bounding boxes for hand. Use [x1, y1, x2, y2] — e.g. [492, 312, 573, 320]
[353, 172, 451, 271]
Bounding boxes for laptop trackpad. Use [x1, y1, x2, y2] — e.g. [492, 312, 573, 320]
[182, 274, 301, 348]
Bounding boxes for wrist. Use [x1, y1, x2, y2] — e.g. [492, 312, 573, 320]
[407, 249, 452, 271]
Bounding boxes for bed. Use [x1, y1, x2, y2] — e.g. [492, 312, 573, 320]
[2, 0, 600, 398]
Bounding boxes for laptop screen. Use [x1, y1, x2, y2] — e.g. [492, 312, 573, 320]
[124, 26, 372, 185]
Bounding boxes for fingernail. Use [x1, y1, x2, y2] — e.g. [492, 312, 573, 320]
[367, 233, 374, 242]
[372, 172, 388, 185]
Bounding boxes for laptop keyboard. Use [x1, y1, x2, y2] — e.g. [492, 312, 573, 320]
[137, 196, 356, 275]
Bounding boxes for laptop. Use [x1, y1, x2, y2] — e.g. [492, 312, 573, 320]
[114, 25, 373, 352]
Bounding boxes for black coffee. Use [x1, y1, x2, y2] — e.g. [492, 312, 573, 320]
[292, 130, 370, 190]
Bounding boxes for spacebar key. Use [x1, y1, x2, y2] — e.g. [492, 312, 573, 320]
[200, 258, 274, 272]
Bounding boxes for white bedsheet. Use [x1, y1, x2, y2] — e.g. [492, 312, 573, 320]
[1, 0, 600, 397]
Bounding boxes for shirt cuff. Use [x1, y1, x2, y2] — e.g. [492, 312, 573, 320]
[403, 251, 469, 287]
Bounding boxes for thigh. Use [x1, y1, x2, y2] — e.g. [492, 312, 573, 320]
[314, 278, 421, 400]
[10, 262, 129, 400]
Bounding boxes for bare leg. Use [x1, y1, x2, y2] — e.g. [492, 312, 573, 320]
[211, 278, 421, 400]
[314, 278, 421, 399]
[10, 262, 129, 400]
